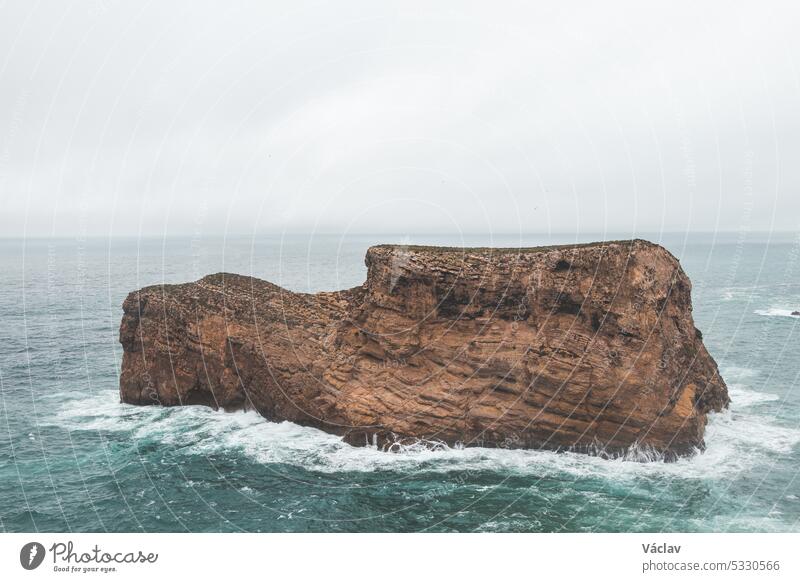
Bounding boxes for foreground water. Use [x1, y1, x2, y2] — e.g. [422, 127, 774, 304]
[1, 233, 798, 532]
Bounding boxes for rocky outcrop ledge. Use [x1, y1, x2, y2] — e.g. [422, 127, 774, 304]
[119, 240, 729, 460]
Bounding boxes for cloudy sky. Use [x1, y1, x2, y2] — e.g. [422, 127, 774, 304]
[1, 0, 798, 237]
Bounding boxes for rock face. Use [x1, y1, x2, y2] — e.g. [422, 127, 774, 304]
[119, 239, 729, 460]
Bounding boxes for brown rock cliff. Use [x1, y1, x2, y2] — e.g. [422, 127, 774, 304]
[119, 239, 729, 460]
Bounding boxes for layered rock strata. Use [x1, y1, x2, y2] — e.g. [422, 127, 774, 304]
[119, 240, 729, 459]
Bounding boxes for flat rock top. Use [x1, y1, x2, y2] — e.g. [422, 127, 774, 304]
[370, 238, 660, 254]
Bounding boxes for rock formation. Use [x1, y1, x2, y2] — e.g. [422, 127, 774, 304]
[119, 239, 729, 460]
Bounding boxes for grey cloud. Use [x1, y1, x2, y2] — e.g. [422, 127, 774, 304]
[1, 0, 798, 237]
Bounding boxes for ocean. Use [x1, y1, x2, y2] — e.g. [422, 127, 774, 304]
[1, 232, 798, 532]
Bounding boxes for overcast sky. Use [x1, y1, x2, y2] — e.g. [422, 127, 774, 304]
[1, 0, 798, 237]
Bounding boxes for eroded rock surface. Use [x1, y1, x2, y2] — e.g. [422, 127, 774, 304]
[119, 240, 729, 459]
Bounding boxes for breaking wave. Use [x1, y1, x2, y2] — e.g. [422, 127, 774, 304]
[47, 379, 800, 482]
[754, 308, 800, 318]
[721, 366, 781, 407]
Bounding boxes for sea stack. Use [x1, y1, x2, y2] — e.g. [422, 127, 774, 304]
[119, 239, 729, 460]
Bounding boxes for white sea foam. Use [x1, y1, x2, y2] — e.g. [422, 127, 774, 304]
[754, 308, 800, 319]
[47, 387, 800, 483]
[720, 366, 782, 406]
[720, 365, 760, 380]
[720, 288, 756, 301]
[705, 409, 800, 456]
[727, 385, 780, 407]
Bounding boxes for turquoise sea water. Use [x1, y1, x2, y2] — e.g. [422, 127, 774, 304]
[1, 233, 799, 532]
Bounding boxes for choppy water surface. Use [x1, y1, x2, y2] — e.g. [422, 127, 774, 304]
[1, 233, 798, 532]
